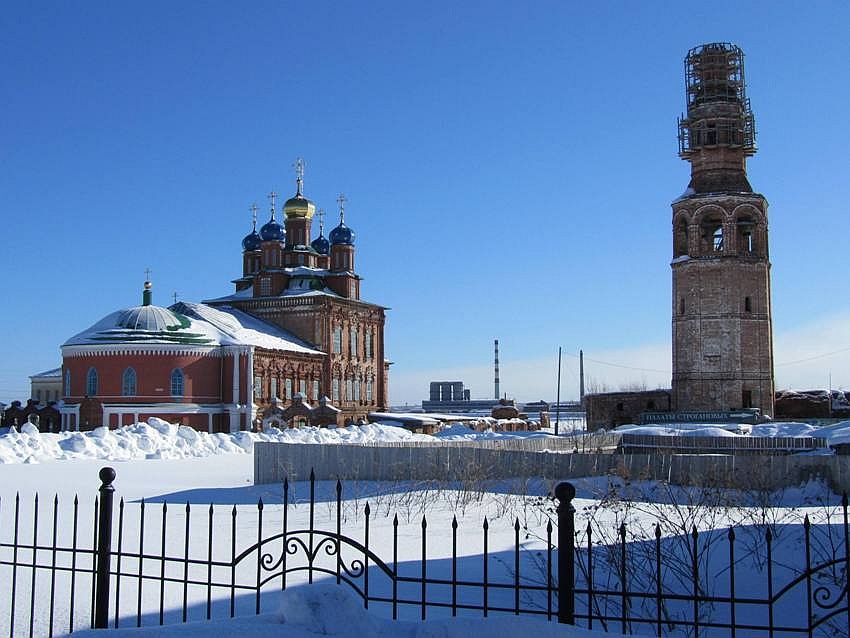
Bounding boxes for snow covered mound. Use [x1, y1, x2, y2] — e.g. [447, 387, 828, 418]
[72, 583, 626, 637]
[0, 418, 432, 465]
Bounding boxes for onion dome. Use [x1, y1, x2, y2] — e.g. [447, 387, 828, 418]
[283, 193, 316, 219]
[329, 193, 355, 245]
[242, 228, 261, 251]
[311, 233, 330, 255]
[284, 157, 316, 219]
[260, 216, 285, 241]
[242, 204, 262, 251]
[329, 221, 355, 246]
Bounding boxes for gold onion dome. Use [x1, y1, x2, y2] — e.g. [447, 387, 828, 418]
[283, 192, 316, 219]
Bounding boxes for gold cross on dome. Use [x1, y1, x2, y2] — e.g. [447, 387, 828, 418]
[268, 191, 278, 216]
[337, 193, 347, 222]
[293, 157, 305, 194]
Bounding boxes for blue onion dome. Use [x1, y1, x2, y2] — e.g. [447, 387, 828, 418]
[311, 232, 330, 255]
[242, 228, 261, 251]
[329, 221, 355, 246]
[259, 217, 285, 241]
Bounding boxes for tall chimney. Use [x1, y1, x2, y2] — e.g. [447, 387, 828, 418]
[494, 339, 500, 400]
[579, 349, 585, 405]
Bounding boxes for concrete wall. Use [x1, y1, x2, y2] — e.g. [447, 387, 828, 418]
[255, 441, 850, 494]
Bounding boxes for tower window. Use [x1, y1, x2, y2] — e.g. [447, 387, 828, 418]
[122, 367, 137, 397]
[349, 326, 358, 357]
[713, 226, 724, 252]
[745, 296, 752, 312]
[680, 297, 685, 315]
[86, 367, 98, 396]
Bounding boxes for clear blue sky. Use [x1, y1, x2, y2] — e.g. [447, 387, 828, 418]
[2, 2, 849, 404]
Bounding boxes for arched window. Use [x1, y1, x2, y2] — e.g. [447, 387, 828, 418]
[171, 369, 184, 397]
[674, 219, 689, 257]
[122, 367, 137, 397]
[86, 368, 98, 396]
[745, 296, 752, 312]
[64, 369, 71, 397]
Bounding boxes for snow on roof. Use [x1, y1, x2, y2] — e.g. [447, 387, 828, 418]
[62, 301, 323, 355]
[174, 303, 323, 354]
[30, 367, 62, 379]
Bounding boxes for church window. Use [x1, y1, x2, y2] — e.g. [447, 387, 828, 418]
[745, 296, 752, 312]
[333, 327, 342, 354]
[122, 367, 137, 397]
[285, 379, 292, 400]
[679, 297, 685, 315]
[299, 379, 306, 396]
[170, 369, 184, 397]
[365, 332, 372, 359]
[674, 220, 688, 257]
[332, 378, 340, 402]
[260, 278, 271, 297]
[313, 379, 319, 400]
[64, 370, 71, 397]
[350, 327, 358, 357]
[354, 379, 361, 401]
[366, 378, 373, 402]
[271, 378, 278, 399]
[254, 376, 262, 399]
[345, 378, 353, 401]
[86, 367, 98, 396]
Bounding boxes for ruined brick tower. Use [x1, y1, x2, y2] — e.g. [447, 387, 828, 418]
[672, 43, 775, 416]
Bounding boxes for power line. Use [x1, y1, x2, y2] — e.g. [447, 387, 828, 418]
[561, 350, 670, 374]
[776, 346, 850, 367]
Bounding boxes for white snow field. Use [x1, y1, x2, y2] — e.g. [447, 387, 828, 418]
[1, 419, 849, 636]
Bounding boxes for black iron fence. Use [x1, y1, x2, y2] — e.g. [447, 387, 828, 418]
[1, 467, 849, 636]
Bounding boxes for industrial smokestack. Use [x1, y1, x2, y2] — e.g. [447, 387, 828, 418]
[494, 339, 500, 400]
[579, 349, 585, 405]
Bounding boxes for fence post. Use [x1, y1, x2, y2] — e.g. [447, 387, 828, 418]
[555, 481, 576, 624]
[94, 467, 116, 629]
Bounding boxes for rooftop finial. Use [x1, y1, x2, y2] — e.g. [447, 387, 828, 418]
[337, 193, 347, 224]
[143, 269, 152, 306]
[318, 208, 325, 235]
[250, 203, 258, 230]
[293, 157, 305, 196]
[172, 291, 179, 304]
[268, 191, 278, 220]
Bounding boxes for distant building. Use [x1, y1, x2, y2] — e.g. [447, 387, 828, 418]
[421, 380, 498, 413]
[29, 368, 62, 405]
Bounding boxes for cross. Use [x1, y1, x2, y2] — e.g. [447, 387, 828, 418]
[144, 267, 151, 282]
[250, 203, 258, 229]
[337, 193, 347, 223]
[268, 191, 278, 217]
[293, 157, 305, 194]
[172, 292, 179, 304]
[317, 208, 325, 234]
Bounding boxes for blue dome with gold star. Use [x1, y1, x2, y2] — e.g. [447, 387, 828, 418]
[329, 222, 355, 246]
[260, 217, 285, 242]
[242, 228, 262, 251]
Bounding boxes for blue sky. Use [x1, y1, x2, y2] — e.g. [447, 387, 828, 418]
[2, 2, 850, 405]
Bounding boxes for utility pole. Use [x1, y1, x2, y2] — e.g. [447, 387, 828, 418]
[555, 346, 562, 436]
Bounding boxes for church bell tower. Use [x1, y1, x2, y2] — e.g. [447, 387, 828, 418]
[671, 43, 775, 416]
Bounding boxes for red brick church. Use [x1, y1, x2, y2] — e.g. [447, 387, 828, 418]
[59, 162, 388, 432]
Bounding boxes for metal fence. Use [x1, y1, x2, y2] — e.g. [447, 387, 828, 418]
[1, 467, 849, 636]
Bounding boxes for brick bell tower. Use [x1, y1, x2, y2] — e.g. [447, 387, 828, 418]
[672, 43, 775, 416]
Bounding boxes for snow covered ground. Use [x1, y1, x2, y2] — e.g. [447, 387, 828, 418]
[2, 418, 849, 636]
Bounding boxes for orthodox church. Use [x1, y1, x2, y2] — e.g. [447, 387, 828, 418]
[59, 162, 389, 432]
